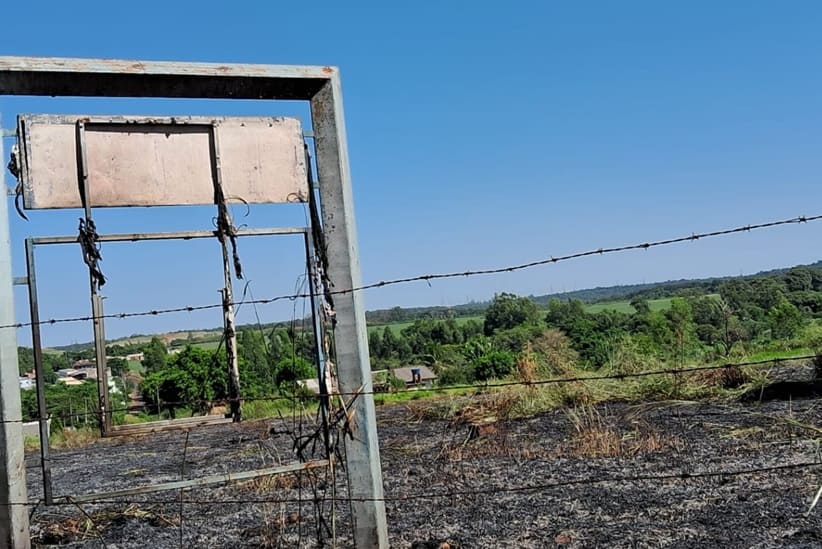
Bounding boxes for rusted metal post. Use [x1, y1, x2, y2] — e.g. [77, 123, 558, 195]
[311, 72, 389, 548]
[304, 231, 332, 454]
[24, 239, 53, 504]
[75, 121, 111, 436]
[220, 284, 241, 422]
[210, 122, 242, 423]
[92, 295, 111, 434]
[0, 115, 31, 548]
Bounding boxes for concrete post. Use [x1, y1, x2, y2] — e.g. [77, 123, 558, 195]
[311, 73, 389, 548]
[0, 115, 32, 548]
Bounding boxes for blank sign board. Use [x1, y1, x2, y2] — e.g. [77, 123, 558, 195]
[16, 115, 308, 209]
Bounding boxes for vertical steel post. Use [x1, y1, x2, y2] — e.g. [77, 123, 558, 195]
[209, 123, 241, 422]
[75, 121, 111, 436]
[304, 232, 331, 454]
[220, 281, 241, 422]
[311, 74, 389, 548]
[24, 239, 53, 504]
[92, 295, 111, 433]
[0, 115, 32, 548]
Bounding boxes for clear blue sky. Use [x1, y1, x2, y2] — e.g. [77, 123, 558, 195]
[3, 1, 822, 346]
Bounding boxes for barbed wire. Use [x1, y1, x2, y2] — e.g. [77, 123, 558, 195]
[3, 213, 820, 331]
[7, 212, 822, 546]
[8, 460, 820, 508]
[7, 353, 816, 426]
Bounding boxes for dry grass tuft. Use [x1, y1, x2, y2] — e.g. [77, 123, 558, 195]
[407, 395, 465, 421]
[692, 365, 749, 389]
[238, 471, 300, 495]
[530, 329, 580, 377]
[565, 405, 683, 458]
[517, 349, 538, 385]
[407, 388, 524, 425]
[33, 504, 177, 545]
[241, 504, 302, 548]
[566, 406, 623, 457]
[51, 428, 99, 449]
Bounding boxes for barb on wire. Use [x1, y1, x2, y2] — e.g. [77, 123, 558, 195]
[3, 213, 821, 331]
[350, 214, 822, 293]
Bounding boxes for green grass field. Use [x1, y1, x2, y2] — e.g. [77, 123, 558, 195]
[584, 297, 673, 314]
[188, 339, 223, 350]
[368, 315, 485, 334]
[743, 347, 814, 362]
[367, 297, 684, 334]
[126, 360, 144, 375]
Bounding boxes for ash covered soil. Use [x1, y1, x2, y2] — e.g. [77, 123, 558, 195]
[26, 397, 822, 548]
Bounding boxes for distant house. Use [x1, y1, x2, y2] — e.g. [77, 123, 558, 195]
[56, 367, 119, 392]
[297, 370, 336, 395]
[126, 352, 144, 361]
[57, 376, 84, 387]
[391, 366, 437, 389]
[72, 358, 94, 369]
[21, 418, 50, 440]
[57, 368, 86, 380]
[77, 367, 99, 380]
[297, 378, 322, 394]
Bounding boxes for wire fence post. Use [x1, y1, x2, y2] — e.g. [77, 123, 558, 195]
[311, 73, 389, 548]
[0, 114, 32, 548]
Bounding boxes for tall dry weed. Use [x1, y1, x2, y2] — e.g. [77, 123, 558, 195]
[565, 405, 682, 458]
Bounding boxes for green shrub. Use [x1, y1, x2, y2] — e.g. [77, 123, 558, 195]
[474, 350, 517, 381]
[438, 364, 476, 385]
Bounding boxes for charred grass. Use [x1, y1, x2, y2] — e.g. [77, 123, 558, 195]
[24, 359, 822, 547]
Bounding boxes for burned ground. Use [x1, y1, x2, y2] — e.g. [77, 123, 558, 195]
[26, 396, 822, 548]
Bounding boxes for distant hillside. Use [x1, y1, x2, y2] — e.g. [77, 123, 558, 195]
[530, 260, 822, 305]
[51, 259, 822, 351]
[365, 303, 486, 325]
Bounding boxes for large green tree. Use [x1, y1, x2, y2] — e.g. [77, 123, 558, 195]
[768, 300, 804, 340]
[238, 330, 273, 394]
[17, 347, 34, 376]
[545, 300, 629, 368]
[141, 346, 227, 417]
[142, 337, 168, 373]
[484, 293, 539, 335]
[274, 356, 316, 387]
[665, 298, 696, 364]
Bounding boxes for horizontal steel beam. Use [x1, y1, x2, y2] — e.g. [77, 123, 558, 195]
[0, 56, 335, 100]
[11, 277, 26, 286]
[59, 459, 329, 503]
[30, 227, 307, 246]
[108, 416, 233, 437]
[5, 128, 315, 139]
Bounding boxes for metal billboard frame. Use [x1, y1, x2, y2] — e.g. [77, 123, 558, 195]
[0, 56, 388, 549]
[19, 226, 318, 506]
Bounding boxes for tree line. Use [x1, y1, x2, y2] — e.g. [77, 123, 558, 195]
[366, 266, 822, 386]
[19, 263, 822, 425]
[139, 326, 317, 417]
